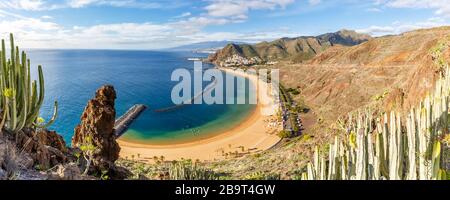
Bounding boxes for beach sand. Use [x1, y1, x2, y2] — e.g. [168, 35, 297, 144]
[118, 67, 282, 163]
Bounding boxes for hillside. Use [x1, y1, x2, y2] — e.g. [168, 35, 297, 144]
[290, 27, 450, 121]
[208, 30, 371, 65]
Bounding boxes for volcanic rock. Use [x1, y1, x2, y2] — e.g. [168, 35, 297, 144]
[72, 85, 120, 173]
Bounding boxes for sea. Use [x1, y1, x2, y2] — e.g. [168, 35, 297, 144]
[25, 49, 256, 145]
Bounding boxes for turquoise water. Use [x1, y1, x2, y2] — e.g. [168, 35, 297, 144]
[25, 50, 256, 145]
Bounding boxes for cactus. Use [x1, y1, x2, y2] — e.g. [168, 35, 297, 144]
[301, 70, 450, 180]
[299, 37, 450, 181]
[0, 33, 57, 133]
[168, 161, 218, 180]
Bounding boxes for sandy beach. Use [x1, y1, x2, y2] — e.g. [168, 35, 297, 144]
[118, 67, 282, 163]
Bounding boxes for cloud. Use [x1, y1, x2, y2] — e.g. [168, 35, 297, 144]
[366, 7, 382, 12]
[41, 15, 53, 19]
[0, 0, 166, 10]
[205, 0, 295, 18]
[356, 17, 448, 36]
[0, 0, 61, 11]
[68, 0, 162, 9]
[174, 12, 192, 18]
[0, 9, 303, 49]
[377, 0, 450, 18]
[308, 0, 321, 5]
[0, 0, 301, 49]
[67, 0, 99, 8]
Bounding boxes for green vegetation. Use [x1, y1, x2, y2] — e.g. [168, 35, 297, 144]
[430, 36, 450, 70]
[169, 160, 218, 180]
[278, 130, 292, 138]
[301, 66, 450, 180]
[292, 99, 309, 113]
[292, 51, 316, 63]
[0, 33, 57, 133]
[372, 90, 390, 101]
[243, 171, 281, 180]
[286, 87, 300, 95]
[280, 84, 301, 134]
[78, 136, 97, 175]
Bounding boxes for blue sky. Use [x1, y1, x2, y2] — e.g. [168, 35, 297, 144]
[0, 0, 449, 49]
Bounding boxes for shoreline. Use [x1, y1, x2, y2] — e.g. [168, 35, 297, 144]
[118, 67, 282, 162]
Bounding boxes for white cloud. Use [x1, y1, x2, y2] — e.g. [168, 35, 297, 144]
[0, 10, 304, 49]
[0, 0, 163, 10]
[357, 17, 448, 36]
[366, 7, 382, 12]
[174, 12, 192, 18]
[41, 15, 53, 19]
[0, 0, 57, 11]
[68, 0, 162, 9]
[308, 0, 321, 5]
[205, 0, 295, 18]
[378, 0, 450, 18]
[0, 0, 301, 49]
[68, 0, 98, 8]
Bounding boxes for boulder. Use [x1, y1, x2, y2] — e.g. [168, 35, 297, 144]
[15, 128, 68, 169]
[54, 163, 83, 180]
[0, 168, 6, 180]
[72, 85, 120, 173]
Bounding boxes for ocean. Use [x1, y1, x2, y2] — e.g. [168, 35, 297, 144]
[25, 49, 256, 145]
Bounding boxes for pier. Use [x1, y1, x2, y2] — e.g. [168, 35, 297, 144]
[154, 77, 218, 113]
[114, 104, 147, 137]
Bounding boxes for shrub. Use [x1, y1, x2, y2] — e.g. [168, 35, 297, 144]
[244, 171, 281, 180]
[169, 160, 218, 180]
[278, 130, 292, 138]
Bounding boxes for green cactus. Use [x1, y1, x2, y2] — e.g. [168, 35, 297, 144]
[302, 72, 449, 180]
[300, 40, 450, 180]
[0, 33, 57, 133]
[168, 161, 218, 180]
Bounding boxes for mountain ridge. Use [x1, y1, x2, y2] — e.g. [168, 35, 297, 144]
[208, 29, 372, 65]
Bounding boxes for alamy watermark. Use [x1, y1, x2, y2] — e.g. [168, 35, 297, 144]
[170, 61, 280, 116]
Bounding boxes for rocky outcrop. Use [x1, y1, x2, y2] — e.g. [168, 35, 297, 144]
[1, 127, 70, 179]
[52, 163, 83, 180]
[72, 85, 120, 173]
[14, 128, 68, 170]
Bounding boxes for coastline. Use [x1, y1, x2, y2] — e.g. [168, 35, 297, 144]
[117, 67, 282, 162]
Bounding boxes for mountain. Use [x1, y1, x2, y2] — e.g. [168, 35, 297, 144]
[167, 41, 246, 53]
[209, 30, 371, 65]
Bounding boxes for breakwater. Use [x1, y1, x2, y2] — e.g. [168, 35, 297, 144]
[154, 78, 218, 113]
[114, 104, 147, 137]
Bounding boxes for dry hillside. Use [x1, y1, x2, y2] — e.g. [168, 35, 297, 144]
[278, 26, 450, 124]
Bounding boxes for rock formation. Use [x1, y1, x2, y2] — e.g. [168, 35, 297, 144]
[72, 85, 120, 173]
[14, 128, 68, 169]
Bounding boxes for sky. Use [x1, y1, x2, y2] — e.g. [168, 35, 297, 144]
[0, 0, 449, 49]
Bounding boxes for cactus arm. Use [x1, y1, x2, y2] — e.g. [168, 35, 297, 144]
[431, 141, 441, 180]
[34, 101, 58, 128]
